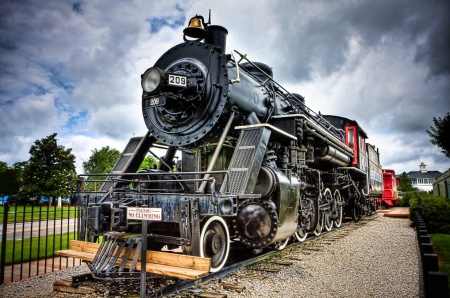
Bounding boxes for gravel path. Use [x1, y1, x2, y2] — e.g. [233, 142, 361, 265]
[0, 215, 418, 298]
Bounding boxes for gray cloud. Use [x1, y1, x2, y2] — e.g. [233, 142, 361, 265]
[0, 0, 449, 175]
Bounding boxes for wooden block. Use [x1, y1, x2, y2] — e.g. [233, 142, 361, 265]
[244, 274, 265, 279]
[53, 278, 96, 294]
[222, 282, 245, 293]
[196, 292, 227, 298]
[254, 268, 280, 273]
[272, 261, 293, 266]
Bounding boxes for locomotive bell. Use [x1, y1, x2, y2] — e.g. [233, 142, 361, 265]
[183, 16, 207, 39]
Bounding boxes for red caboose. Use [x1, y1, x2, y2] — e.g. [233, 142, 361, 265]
[382, 169, 398, 206]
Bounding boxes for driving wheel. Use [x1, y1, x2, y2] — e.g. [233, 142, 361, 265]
[200, 216, 230, 272]
[333, 189, 344, 228]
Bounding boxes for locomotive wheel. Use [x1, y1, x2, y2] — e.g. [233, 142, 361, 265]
[274, 237, 289, 250]
[295, 229, 308, 242]
[200, 216, 230, 272]
[314, 213, 324, 236]
[351, 203, 363, 221]
[333, 189, 344, 228]
[323, 188, 333, 232]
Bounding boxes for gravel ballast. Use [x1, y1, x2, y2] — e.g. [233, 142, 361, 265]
[0, 215, 419, 297]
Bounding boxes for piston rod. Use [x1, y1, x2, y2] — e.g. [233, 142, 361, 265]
[198, 107, 237, 192]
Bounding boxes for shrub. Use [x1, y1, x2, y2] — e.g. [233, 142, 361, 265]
[398, 191, 415, 207]
[410, 192, 450, 234]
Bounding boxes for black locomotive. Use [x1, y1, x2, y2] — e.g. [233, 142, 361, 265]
[72, 13, 381, 274]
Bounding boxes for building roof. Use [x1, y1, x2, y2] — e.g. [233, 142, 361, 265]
[405, 171, 442, 179]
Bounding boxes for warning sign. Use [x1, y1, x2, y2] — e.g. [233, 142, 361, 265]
[127, 207, 162, 221]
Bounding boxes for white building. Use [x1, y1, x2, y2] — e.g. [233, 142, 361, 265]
[406, 162, 442, 192]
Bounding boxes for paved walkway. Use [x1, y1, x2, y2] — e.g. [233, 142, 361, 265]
[377, 206, 410, 218]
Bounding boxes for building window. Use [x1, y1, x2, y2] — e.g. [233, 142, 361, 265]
[418, 178, 423, 184]
[411, 179, 416, 184]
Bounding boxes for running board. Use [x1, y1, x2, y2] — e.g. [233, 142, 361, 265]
[55, 238, 210, 280]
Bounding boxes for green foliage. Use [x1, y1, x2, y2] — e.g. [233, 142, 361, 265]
[82, 146, 120, 174]
[138, 155, 158, 170]
[21, 133, 76, 198]
[0, 161, 7, 172]
[81, 146, 120, 191]
[409, 192, 450, 234]
[427, 111, 450, 158]
[0, 161, 27, 196]
[429, 234, 450, 292]
[398, 191, 415, 207]
[398, 172, 415, 192]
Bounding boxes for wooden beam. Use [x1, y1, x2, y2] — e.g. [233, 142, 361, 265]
[55, 240, 211, 280]
[69, 240, 210, 271]
[55, 249, 208, 280]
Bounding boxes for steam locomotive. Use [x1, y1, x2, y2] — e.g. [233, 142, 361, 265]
[72, 13, 382, 274]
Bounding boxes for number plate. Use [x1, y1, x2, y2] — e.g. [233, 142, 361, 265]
[168, 74, 187, 87]
[146, 95, 166, 107]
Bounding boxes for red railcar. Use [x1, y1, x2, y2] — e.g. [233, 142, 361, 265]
[382, 169, 398, 206]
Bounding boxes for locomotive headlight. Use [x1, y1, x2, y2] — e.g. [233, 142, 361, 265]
[141, 67, 165, 93]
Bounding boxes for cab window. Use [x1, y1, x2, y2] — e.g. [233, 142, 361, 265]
[345, 126, 358, 165]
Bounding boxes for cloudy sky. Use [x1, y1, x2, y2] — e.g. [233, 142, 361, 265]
[1, 0, 449, 175]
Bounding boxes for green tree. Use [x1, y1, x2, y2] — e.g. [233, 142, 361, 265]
[21, 133, 76, 199]
[82, 146, 120, 191]
[427, 112, 450, 158]
[82, 146, 120, 173]
[0, 161, 7, 172]
[398, 172, 415, 192]
[0, 161, 26, 197]
[138, 155, 158, 171]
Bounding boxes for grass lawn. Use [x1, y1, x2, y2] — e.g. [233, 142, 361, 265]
[0, 231, 78, 265]
[430, 233, 450, 292]
[0, 205, 79, 223]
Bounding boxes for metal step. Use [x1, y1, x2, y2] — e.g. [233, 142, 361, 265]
[100, 132, 155, 191]
[220, 126, 271, 195]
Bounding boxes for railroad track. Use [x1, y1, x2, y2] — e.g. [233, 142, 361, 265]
[155, 214, 379, 297]
[63, 214, 379, 297]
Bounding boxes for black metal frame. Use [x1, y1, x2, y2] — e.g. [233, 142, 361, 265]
[0, 202, 83, 284]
